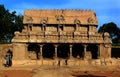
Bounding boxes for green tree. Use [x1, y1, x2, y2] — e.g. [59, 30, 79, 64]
[0, 5, 23, 43]
[98, 22, 120, 44]
[7, 14, 23, 42]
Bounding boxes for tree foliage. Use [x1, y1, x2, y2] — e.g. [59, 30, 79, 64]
[98, 22, 120, 44]
[0, 5, 23, 43]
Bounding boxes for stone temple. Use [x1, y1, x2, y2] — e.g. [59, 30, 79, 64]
[12, 10, 112, 66]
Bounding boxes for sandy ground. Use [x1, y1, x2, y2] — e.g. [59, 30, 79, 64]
[0, 70, 33, 77]
[1, 69, 120, 77]
[0, 65, 120, 77]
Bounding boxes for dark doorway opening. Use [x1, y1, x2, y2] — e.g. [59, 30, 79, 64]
[112, 47, 120, 58]
[72, 44, 84, 59]
[28, 44, 40, 60]
[57, 44, 69, 59]
[87, 44, 98, 59]
[43, 44, 54, 59]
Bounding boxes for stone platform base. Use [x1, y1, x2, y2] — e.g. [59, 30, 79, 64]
[12, 58, 119, 67]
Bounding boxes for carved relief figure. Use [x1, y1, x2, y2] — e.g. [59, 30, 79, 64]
[74, 18, 80, 31]
[40, 17, 48, 26]
[88, 17, 94, 23]
[56, 15, 65, 24]
[26, 16, 33, 22]
[74, 18, 80, 25]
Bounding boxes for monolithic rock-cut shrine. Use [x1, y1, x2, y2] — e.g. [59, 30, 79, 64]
[12, 10, 112, 66]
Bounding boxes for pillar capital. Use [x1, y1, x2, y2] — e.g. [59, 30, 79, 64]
[83, 44, 87, 47]
[39, 44, 44, 47]
[54, 45, 58, 47]
[69, 44, 73, 48]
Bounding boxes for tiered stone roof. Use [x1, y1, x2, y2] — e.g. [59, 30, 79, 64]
[23, 10, 98, 25]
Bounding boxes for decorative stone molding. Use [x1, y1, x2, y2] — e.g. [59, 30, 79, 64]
[55, 15, 65, 24]
[104, 32, 110, 37]
[104, 44, 110, 48]
[14, 31, 20, 38]
[104, 32, 110, 40]
[88, 17, 94, 23]
[74, 18, 80, 24]
[40, 17, 48, 25]
[26, 16, 33, 23]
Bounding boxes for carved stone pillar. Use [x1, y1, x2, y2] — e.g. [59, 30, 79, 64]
[69, 45, 73, 59]
[40, 45, 43, 65]
[25, 44, 29, 59]
[104, 44, 111, 59]
[42, 25, 45, 32]
[41, 25, 43, 31]
[54, 45, 58, 59]
[84, 44, 87, 59]
[58, 25, 60, 32]
[108, 44, 112, 58]
[74, 18, 80, 31]
[76, 24, 79, 31]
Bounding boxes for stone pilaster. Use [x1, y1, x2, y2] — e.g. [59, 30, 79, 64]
[12, 43, 17, 60]
[69, 45, 73, 59]
[40, 45, 43, 65]
[76, 24, 79, 31]
[25, 44, 29, 59]
[84, 44, 87, 59]
[58, 25, 60, 32]
[41, 25, 44, 31]
[54, 45, 58, 59]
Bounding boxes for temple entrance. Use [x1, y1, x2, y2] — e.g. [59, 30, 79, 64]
[112, 47, 120, 58]
[57, 44, 69, 59]
[87, 44, 98, 59]
[72, 44, 84, 59]
[28, 44, 40, 60]
[43, 44, 54, 59]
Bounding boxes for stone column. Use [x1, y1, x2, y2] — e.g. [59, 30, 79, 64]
[76, 24, 79, 31]
[40, 45, 43, 65]
[42, 25, 43, 31]
[69, 45, 73, 59]
[25, 44, 29, 59]
[105, 44, 111, 59]
[108, 44, 112, 58]
[58, 25, 60, 32]
[54, 45, 58, 59]
[84, 44, 87, 59]
[42, 25, 46, 32]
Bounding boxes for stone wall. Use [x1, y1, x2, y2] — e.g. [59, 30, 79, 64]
[0, 44, 13, 58]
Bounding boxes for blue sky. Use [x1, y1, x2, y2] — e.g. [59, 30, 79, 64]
[0, 0, 120, 28]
